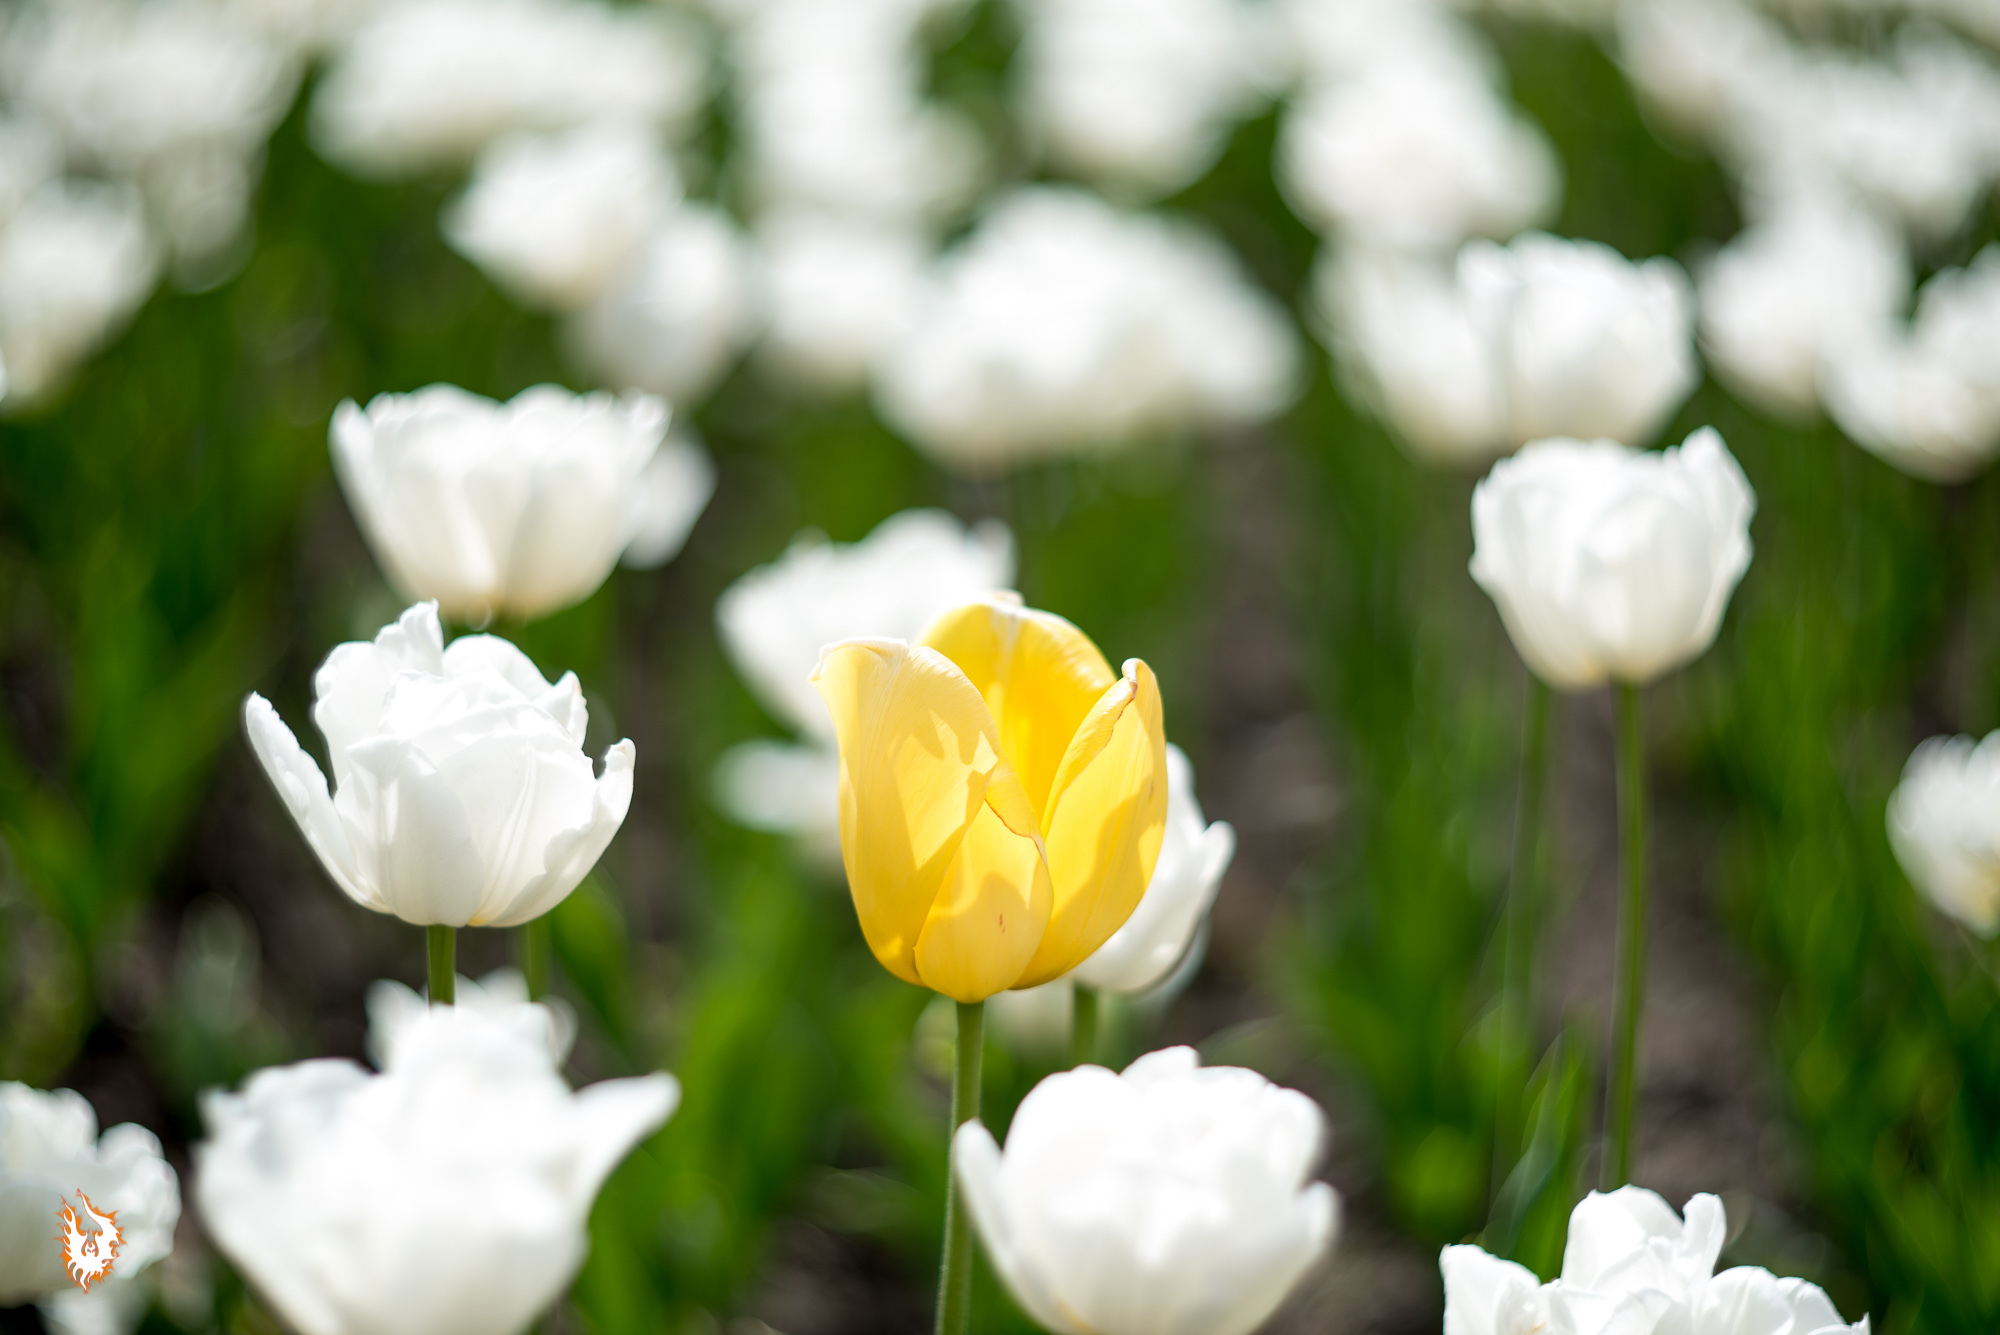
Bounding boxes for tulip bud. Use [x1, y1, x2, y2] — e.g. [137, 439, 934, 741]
[809, 595, 1167, 1002]
[1888, 733, 2000, 935]
[953, 1047, 1338, 1335]
[331, 384, 713, 625]
[1469, 428, 1756, 689]
[243, 601, 634, 928]
[195, 994, 678, 1335]
[0, 1084, 180, 1309]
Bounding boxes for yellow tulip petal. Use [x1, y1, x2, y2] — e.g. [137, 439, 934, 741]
[921, 595, 1116, 823]
[1012, 658, 1168, 988]
[914, 784, 1054, 1002]
[810, 639, 1012, 987]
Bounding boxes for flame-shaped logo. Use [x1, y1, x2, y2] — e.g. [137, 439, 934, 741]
[55, 1190, 121, 1291]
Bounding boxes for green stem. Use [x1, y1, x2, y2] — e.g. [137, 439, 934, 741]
[520, 917, 552, 1000]
[1072, 984, 1100, 1068]
[1606, 683, 1646, 1187]
[938, 1000, 984, 1335]
[1495, 675, 1552, 1200]
[427, 925, 456, 1006]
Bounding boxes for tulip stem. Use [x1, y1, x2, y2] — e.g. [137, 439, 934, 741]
[427, 925, 456, 1006]
[1606, 683, 1646, 1188]
[521, 917, 552, 999]
[1495, 674, 1552, 1199]
[1072, 985, 1100, 1067]
[938, 1000, 984, 1335]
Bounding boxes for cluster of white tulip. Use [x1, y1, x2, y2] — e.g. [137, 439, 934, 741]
[1618, 0, 2000, 480]
[1444, 1188, 1868, 1335]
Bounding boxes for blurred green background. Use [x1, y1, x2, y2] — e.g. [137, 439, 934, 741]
[3, 9, 1999, 1335]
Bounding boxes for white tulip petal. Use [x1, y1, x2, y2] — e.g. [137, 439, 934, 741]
[338, 735, 487, 927]
[621, 433, 715, 570]
[244, 694, 373, 909]
[487, 739, 635, 928]
[954, 1121, 1083, 1335]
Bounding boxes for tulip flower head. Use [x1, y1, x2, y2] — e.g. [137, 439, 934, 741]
[1469, 427, 1755, 690]
[1442, 1187, 1868, 1335]
[331, 383, 713, 626]
[1888, 732, 2000, 936]
[810, 594, 1168, 1002]
[243, 601, 634, 928]
[953, 1046, 1337, 1335]
[195, 993, 678, 1335]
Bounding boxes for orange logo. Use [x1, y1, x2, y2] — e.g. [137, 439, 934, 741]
[55, 1190, 121, 1291]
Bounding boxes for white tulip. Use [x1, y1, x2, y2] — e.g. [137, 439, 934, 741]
[243, 601, 635, 928]
[1887, 733, 2000, 935]
[331, 383, 712, 623]
[1469, 428, 1756, 690]
[443, 123, 681, 313]
[1072, 745, 1236, 993]
[366, 968, 577, 1069]
[954, 1046, 1337, 1335]
[566, 203, 763, 406]
[0, 1084, 181, 1311]
[309, 0, 706, 177]
[195, 993, 677, 1335]
[0, 180, 159, 408]
[754, 211, 927, 392]
[1443, 1189, 1868, 1335]
[877, 187, 1297, 469]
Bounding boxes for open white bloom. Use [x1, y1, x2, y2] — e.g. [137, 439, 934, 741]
[712, 509, 1014, 839]
[1443, 1188, 1868, 1335]
[1888, 733, 2000, 935]
[243, 601, 635, 928]
[955, 1046, 1337, 1335]
[311, 0, 706, 177]
[366, 968, 577, 1068]
[331, 384, 711, 623]
[1072, 745, 1235, 992]
[444, 123, 681, 312]
[196, 994, 677, 1335]
[567, 204, 763, 406]
[1823, 247, 2000, 484]
[1698, 197, 1908, 421]
[0, 1084, 181, 1310]
[1279, 62, 1559, 249]
[877, 188, 1297, 469]
[1327, 235, 1696, 464]
[0, 179, 159, 407]
[1470, 429, 1756, 690]
[1014, 0, 1266, 195]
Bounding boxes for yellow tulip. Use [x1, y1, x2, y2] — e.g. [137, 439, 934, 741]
[810, 594, 1168, 1002]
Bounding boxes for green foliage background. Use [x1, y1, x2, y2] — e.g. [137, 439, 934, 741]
[0, 10, 1996, 1335]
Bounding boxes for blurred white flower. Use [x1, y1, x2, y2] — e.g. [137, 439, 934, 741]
[1278, 62, 1559, 249]
[1469, 428, 1756, 690]
[1072, 745, 1235, 992]
[712, 509, 1014, 843]
[196, 995, 677, 1335]
[444, 123, 681, 313]
[311, 0, 706, 177]
[1273, 0, 1494, 89]
[567, 203, 763, 405]
[1326, 234, 1696, 463]
[0, 179, 159, 408]
[1698, 197, 1909, 421]
[0, 1084, 181, 1319]
[331, 384, 710, 621]
[1823, 246, 2000, 483]
[954, 1046, 1337, 1335]
[754, 211, 927, 391]
[242, 601, 636, 928]
[0, 117, 61, 226]
[1443, 1188, 1867, 1335]
[2, 0, 299, 262]
[877, 187, 1298, 469]
[1014, 0, 1267, 195]
[1888, 733, 2000, 935]
[366, 968, 577, 1067]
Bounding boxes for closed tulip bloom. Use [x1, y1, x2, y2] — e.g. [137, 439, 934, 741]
[953, 1046, 1337, 1335]
[1469, 428, 1756, 690]
[810, 594, 1167, 1002]
[243, 601, 634, 928]
[195, 995, 677, 1335]
[332, 384, 713, 625]
[1888, 733, 2000, 935]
